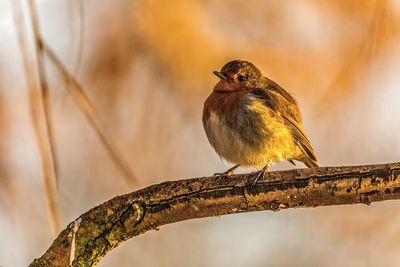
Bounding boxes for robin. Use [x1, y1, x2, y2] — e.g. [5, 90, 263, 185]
[202, 60, 319, 182]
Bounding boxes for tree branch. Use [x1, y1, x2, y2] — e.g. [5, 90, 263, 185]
[30, 162, 400, 267]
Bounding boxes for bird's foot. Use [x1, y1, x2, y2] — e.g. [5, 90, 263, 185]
[252, 161, 272, 185]
[213, 170, 234, 177]
[213, 165, 239, 177]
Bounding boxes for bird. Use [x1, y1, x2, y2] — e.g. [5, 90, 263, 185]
[202, 60, 319, 183]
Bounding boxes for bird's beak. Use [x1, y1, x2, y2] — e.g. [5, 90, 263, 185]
[213, 71, 228, 81]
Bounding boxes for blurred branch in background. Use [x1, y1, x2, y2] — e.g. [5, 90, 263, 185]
[70, 0, 85, 75]
[18, 0, 141, 188]
[11, 0, 61, 235]
[30, 162, 400, 267]
[11, 0, 142, 237]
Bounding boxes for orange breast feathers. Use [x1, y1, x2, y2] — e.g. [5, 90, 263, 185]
[203, 90, 247, 121]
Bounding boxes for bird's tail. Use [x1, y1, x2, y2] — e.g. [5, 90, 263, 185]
[302, 157, 319, 168]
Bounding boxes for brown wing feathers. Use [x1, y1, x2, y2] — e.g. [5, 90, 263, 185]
[250, 83, 319, 168]
[281, 115, 319, 167]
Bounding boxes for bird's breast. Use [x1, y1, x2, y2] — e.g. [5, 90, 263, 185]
[203, 92, 295, 166]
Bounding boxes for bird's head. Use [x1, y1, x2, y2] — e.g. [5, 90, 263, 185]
[213, 60, 263, 92]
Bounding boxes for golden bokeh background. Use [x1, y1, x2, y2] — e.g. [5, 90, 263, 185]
[1, 0, 400, 266]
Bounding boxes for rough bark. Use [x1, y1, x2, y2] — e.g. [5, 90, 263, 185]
[30, 162, 400, 267]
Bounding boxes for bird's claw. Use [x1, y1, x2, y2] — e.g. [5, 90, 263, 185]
[251, 161, 272, 185]
[213, 170, 234, 177]
[213, 165, 239, 177]
[252, 169, 265, 185]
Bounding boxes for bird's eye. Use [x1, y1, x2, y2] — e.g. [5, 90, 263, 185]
[238, 75, 247, 82]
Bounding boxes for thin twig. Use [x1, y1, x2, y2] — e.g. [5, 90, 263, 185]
[11, 0, 61, 235]
[30, 162, 400, 266]
[72, 0, 85, 74]
[27, 0, 61, 185]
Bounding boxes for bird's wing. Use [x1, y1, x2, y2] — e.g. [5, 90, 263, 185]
[248, 84, 300, 122]
[281, 114, 318, 162]
[264, 77, 297, 106]
[249, 83, 318, 165]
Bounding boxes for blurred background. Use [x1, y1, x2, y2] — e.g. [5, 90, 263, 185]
[1, 0, 400, 266]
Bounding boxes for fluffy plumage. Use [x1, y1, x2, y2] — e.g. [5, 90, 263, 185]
[203, 60, 318, 173]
